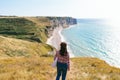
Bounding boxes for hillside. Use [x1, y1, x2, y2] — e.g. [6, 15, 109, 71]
[0, 17, 49, 43]
[0, 16, 120, 80]
[0, 36, 52, 57]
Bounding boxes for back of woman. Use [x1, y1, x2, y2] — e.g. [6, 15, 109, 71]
[54, 42, 70, 80]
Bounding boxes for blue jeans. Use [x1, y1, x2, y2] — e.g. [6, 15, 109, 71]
[56, 62, 68, 80]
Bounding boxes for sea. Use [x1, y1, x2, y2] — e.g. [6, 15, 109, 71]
[61, 19, 120, 68]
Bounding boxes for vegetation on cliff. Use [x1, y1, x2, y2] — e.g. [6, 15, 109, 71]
[0, 17, 49, 43]
[0, 36, 52, 57]
[0, 57, 120, 80]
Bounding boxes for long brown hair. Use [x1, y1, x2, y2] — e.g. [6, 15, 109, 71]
[59, 42, 68, 56]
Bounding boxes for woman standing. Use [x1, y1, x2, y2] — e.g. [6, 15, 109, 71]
[54, 42, 70, 80]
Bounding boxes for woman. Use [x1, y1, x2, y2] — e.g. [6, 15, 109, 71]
[54, 42, 70, 80]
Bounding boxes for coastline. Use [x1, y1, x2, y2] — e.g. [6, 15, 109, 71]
[46, 26, 75, 58]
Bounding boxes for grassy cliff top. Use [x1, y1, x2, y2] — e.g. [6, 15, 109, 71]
[0, 57, 120, 80]
[0, 17, 52, 43]
[0, 36, 53, 57]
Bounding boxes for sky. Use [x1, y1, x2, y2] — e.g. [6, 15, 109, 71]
[0, 0, 120, 19]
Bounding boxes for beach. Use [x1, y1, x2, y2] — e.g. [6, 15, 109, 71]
[46, 26, 74, 57]
[46, 26, 63, 50]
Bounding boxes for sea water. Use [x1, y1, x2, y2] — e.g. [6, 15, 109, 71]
[61, 19, 120, 68]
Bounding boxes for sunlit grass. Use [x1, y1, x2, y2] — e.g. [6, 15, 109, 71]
[0, 57, 120, 80]
[0, 57, 56, 80]
[0, 17, 49, 42]
[0, 36, 53, 57]
[68, 58, 120, 80]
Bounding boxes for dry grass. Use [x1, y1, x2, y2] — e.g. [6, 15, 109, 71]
[25, 17, 50, 27]
[67, 57, 120, 80]
[0, 57, 120, 80]
[0, 56, 56, 80]
[0, 36, 53, 57]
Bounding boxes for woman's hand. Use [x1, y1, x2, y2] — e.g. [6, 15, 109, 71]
[67, 66, 70, 71]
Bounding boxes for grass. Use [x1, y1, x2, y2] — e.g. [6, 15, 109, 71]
[0, 36, 53, 57]
[25, 17, 50, 27]
[0, 36, 55, 80]
[0, 57, 55, 80]
[0, 56, 120, 80]
[0, 17, 49, 42]
[67, 58, 120, 80]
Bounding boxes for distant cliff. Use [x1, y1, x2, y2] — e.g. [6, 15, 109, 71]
[46, 17, 77, 37]
[0, 17, 77, 43]
[47, 17, 77, 28]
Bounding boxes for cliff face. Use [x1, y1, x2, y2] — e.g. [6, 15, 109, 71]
[47, 17, 77, 28]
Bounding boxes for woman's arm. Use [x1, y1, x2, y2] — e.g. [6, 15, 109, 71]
[67, 53, 70, 71]
[54, 51, 58, 60]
